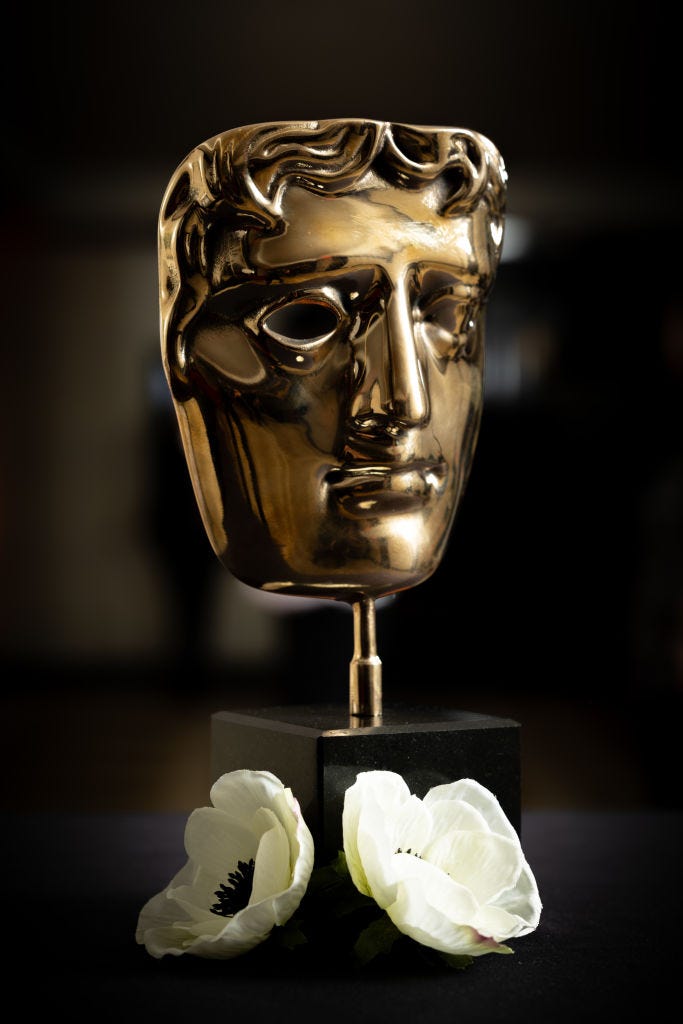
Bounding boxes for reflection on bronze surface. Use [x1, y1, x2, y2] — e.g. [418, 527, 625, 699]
[159, 119, 507, 721]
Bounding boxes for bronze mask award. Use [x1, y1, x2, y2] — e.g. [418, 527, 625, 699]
[159, 119, 520, 855]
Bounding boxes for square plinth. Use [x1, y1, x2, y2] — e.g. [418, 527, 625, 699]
[211, 704, 521, 861]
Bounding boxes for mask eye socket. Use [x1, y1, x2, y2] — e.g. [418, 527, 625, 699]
[423, 295, 461, 338]
[417, 271, 482, 362]
[420, 297, 472, 357]
[261, 297, 340, 347]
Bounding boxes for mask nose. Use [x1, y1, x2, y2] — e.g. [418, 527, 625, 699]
[350, 279, 429, 430]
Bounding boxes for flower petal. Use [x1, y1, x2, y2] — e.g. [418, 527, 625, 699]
[136, 859, 201, 939]
[136, 868, 234, 957]
[423, 828, 523, 905]
[138, 924, 195, 958]
[342, 784, 368, 895]
[168, 904, 274, 959]
[169, 864, 229, 922]
[386, 859, 507, 957]
[424, 779, 518, 841]
[280, 795, 315, 921]
[137, 888, 189, 939]
[426, 798, 490, 839]
[281, 788, 310, 863]
[392, 852, 479, 922]
[355, 806, 400, 908]
[348, 771, 412, 820]
[392, 795, 432, 855]
[388, 892, 484, 957]
[209, 770, 291, 820]
[495, 859, 543, 934]
[183, 807, 257, 879]
[343, 771, 410, 897]
[249, 811, 291, 905]
[472, 902, 528, 942]
[246, 832, 313, 928]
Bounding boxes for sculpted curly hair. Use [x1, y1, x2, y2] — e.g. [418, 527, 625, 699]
[159, 119, 507, 392]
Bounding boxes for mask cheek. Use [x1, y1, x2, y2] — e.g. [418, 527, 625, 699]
[190, 319, 268, 390]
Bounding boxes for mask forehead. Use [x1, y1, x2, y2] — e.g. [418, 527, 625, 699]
[250, 184, 480, 278]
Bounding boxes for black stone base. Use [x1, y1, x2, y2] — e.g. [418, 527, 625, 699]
[211, 704, 520, 862]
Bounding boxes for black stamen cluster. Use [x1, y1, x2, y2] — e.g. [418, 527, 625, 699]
[210, 858, 256, 917]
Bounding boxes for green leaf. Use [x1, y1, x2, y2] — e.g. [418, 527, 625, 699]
[305, 852, 376, 921]
[331, 850, 349, 877]
[307, 851, 349, 891]
[272, 917, 308, 950]
[353, 915, 402, 966]
[435, 952, 475, 970]
[307, 866, 344, 895]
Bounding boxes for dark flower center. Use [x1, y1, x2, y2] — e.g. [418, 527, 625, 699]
[210, 858, 255, 917]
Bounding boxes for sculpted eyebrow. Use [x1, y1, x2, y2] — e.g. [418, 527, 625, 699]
[256, 256, 351, 282]
[210, 261, 359, 304]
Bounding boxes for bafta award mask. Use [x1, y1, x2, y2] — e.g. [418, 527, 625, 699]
[159, 119, 507, 718]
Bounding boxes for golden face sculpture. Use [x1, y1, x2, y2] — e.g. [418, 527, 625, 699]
[159, 119, 506, 605]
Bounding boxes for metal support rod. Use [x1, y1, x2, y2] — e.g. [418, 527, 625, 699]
[349, 596, 382, 723]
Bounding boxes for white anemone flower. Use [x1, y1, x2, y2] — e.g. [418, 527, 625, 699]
[136, 770, 314, 959]
[343, 771, 541, 957]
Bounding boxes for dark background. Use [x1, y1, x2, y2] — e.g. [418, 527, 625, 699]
[1, 0, 680, 814]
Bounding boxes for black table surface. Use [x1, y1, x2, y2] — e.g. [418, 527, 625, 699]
[5, 810, 681, 1022]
